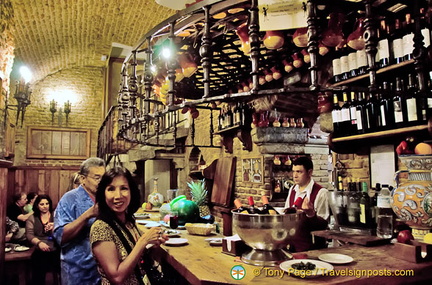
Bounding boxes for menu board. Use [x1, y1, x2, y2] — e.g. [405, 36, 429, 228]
[258, 0, 308, 31]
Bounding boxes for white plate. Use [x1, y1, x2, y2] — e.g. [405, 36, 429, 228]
[318, 253, 354, 264]
[145, 222, 161, 228]
[5, 247, 11, 253]
[205, 237, 223, 246]
[136, 220, 151, 225]
[134, 213, 150, 219]
[164, 238, 188, 246]
[14, 246, 30, 252]
[279, 259, 333, 278]
[164, 230, 181, 237]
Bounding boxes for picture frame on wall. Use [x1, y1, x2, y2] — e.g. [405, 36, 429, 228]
[242, 156, 264, 184]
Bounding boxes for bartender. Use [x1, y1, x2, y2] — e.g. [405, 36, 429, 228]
[284, 156, 329, 252]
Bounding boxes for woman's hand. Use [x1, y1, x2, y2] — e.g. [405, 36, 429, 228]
[38, 241, 51, 252]
[139, 227, 162, 247]
[44, 222, 54, 233]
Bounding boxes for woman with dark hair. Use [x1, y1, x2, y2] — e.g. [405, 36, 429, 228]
[90, 167, 168, 285]
[26, 194, 60, 285]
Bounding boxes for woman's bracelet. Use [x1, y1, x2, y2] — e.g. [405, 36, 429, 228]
[36, 240, 42, 246]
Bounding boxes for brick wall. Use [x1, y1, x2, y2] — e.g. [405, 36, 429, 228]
[13, 67, 105, 167]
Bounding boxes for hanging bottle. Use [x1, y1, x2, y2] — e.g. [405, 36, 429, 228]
[236, 23, 251, 55]
[322, 12, 345, 47]
[293, 27, 308, 47]
[263, 30, 285, 50]
[347, 17, 366, 51]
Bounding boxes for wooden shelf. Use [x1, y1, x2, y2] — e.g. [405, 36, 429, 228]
[332, 125, 428, 142]
[331, 60, 415, 87]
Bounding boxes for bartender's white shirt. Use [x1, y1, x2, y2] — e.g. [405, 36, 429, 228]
[284, 178, 330, 220]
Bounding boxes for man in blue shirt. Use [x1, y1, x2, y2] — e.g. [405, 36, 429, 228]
[54, 157, 105, 285]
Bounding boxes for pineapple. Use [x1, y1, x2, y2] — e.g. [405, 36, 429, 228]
[188, 179, 211, 217]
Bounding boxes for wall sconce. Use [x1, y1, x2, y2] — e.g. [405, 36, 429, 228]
[5, 80, 31, 127]
[50, 100, 72, 125]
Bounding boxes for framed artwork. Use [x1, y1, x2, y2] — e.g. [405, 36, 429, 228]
[242, 156, 264, 184]
[27, 127, 91, 159]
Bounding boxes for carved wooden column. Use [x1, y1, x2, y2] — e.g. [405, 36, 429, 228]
[167, 21, 177, 107]
[200, 5, 212, 98]
[307, 0, 319, 91]
[249, 0, 260, 91]
[412, 0, 427, 92]
[363, 0, 378, 94]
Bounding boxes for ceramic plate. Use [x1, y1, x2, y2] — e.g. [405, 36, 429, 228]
[279, 259, 333, 278]
[164, 230, 181, 237]
[205, 238, 223, 246]
[145, 222, 161, 228]
[136, 220, 151, 225]
[165, 238, 188, 246]
[5, 247, 11, 253]
[318, 253, 354, 264]
[134, 213, 150, 219]
[14, 246, 30, 252]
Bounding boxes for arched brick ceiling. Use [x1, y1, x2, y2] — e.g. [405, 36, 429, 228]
[10, 0, 176, 82]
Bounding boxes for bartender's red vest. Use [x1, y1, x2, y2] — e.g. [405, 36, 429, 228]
[288, 182, 323, 208]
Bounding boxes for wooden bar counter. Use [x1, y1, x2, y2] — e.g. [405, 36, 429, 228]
[137, 213, 432, 284]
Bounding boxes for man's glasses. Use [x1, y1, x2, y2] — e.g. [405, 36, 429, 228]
[86, 174, 102, 182]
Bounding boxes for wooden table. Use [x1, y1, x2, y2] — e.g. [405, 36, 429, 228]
[5, 246, 35, 285]
[137, 211, 432, 284]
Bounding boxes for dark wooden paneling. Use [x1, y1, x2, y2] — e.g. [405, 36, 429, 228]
[8, 167, 79, 209]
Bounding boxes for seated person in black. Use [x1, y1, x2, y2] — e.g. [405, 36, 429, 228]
[7, 192, 33, 231]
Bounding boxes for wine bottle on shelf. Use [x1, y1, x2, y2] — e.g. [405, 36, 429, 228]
[247, 196, 260, 214]
[218, 109, 223, 130]
[356, 48, 368, 76]
[359, 182, 373, 228]
[377, 19, 391, 68]
[402, 13, 415, 62]
[233, 103, 240, 126]
[393, 77, 408, 128]
[261, 195, 278, 215]
[234, 199, 249, 214]
[365, 92, 380, 133]
[349, 91, 358, 133]
[340, 91, 353, 135]
[419, 8, 431, 48]
[348, 47, 358, 78]
[332, 47, 342, 82]
[226, 106, 233, 128]
[379, 82, 394, 129]
[339, 45, 350, 81]
[332, 93, 342, 137]
[406, 73, 420, 125]
[392, 18, 405, 64]
[356, 92, 367, 134]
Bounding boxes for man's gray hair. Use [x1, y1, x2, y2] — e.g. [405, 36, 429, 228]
[79, 157, 105, 176]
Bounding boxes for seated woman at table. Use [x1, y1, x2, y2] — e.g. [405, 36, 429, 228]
[26, 194, 60, 285]
[90, 167, 169, 285]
